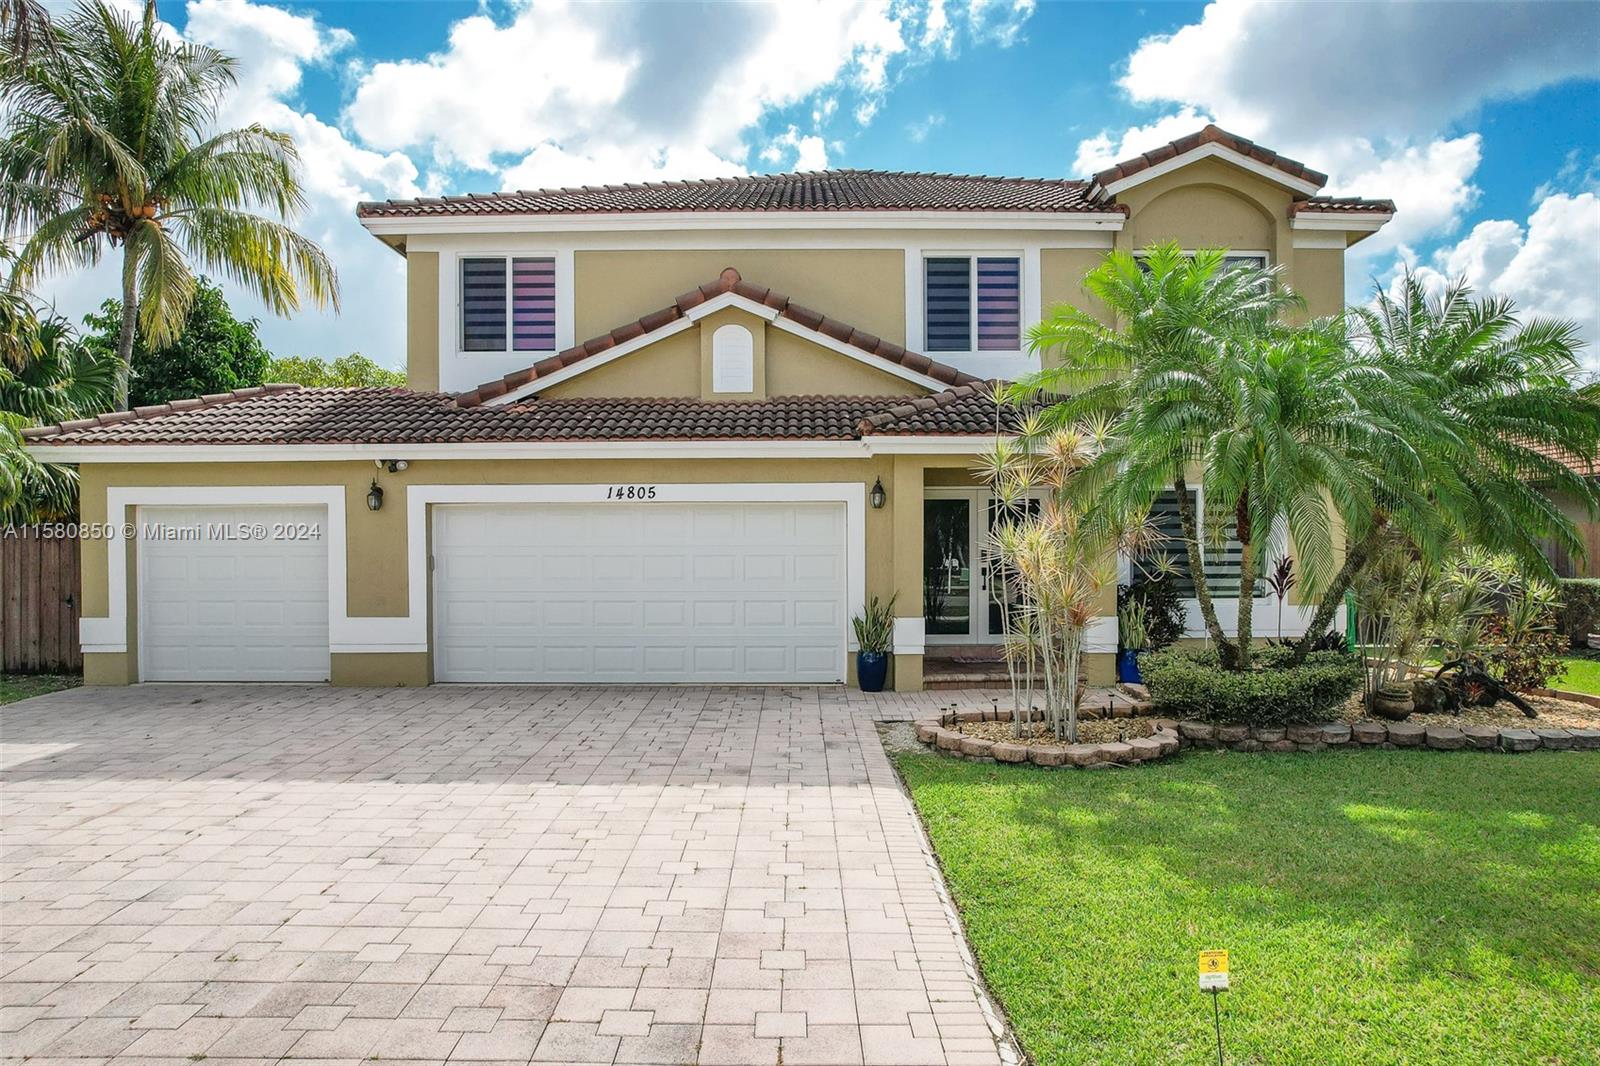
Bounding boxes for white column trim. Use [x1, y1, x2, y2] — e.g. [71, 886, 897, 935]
[891, 616, 926, 655]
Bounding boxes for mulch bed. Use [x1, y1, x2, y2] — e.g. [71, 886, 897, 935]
[953, 717, 1158, 745]
[1335, 693, 1600, 731]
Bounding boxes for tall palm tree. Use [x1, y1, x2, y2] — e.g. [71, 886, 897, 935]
[1015, 243, 1301, 668]
[0, 0, 338, 408]
[1290, 271, 1600, 661]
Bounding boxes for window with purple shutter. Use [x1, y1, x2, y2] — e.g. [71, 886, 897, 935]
[460, 256, 558, 353]
[460, 257, 506, 351]
[923, 255, 1021, 352]
[975, 257, 1019, 350]
[511, 257, 556, 351]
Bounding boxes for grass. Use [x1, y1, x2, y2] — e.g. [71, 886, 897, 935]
[1553, 656, 1600, 696]
[897, 749, 1600, 1066]
[0, 673, 81, 704]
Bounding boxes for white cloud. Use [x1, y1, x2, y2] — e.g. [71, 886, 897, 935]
[346, 0, 912, 185]
[1071, 107, 1214, 176]
[1074, 0, 1600, 269]
[1118, 0, 1599, 147]
[1394, 192, 1600, 367]
[907, 112, 944, 143]
[499, 143, 745, 192]
[1532, 149, 1600, 204]
[760, 128, 830, 172]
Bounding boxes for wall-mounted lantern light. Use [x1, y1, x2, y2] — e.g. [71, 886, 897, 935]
[870, 477, 886, 509]
[366, 478, 385, 512]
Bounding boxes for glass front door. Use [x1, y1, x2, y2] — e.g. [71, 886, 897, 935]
[923, 496, 972, 637]
[925, 490, 1040, 643]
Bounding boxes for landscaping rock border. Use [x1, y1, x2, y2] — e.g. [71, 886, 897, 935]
[915, 708, 1600, 764]
[914, 708, 1182, 769]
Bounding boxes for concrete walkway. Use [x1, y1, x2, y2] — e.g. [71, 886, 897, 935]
[1, 685, 1015, 1065]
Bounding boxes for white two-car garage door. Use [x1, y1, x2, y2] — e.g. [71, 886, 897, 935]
[138, 505, 330, 681]
[432, 502, 847, 683]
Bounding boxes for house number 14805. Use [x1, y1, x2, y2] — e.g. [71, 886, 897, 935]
[606, 485, 658, 500]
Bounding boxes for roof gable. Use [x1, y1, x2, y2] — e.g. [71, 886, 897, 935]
[1090, 125, 1329, 200]
[455, 267, 981, 408]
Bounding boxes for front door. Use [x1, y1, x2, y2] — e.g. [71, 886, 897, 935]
[924, 490, 1040, 644]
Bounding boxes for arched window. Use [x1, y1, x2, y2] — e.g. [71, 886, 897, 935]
[711, 324, 755, 393]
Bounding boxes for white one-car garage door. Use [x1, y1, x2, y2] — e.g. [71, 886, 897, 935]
[432, 502, 847, 683]
[138, 505, 330, 681]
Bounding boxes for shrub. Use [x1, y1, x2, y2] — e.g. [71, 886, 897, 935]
[1141, 645, 1363, 727]
[1120, 575, 1185, 651]
[1556, 579, 1600, 648]
[1479, 618, 1567, 691]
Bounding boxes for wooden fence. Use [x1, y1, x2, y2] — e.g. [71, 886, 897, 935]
[0, 527, 82, 673]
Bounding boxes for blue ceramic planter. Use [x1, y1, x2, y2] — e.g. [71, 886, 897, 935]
[857, 651, 889, 692]
[1116, 649, 1143, 684]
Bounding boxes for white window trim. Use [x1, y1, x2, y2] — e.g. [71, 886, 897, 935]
[913, 248, 1030, 359]
[439, 247, 575, 394]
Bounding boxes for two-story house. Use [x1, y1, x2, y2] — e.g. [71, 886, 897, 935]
[28, 126, 1393, 689]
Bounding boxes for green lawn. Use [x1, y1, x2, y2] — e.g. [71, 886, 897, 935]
[1554, 656, 1600, 696]
[897, 750, 1600, 1066]
[0, 673, 81, 704]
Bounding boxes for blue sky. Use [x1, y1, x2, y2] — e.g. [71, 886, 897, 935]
[36, 0, 1600, 370]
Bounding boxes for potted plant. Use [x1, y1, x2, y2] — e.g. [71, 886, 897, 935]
[852, 594, 896, 693]
[1117, 598, 1149, 683]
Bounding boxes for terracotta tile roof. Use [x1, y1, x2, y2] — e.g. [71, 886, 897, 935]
[358, 169, 1113, 219]
[454, 267, 982, 408]
[1515, 437, 1598, 478]
[1291, 196, 1397, 215]
[20, 383, 305, 439]
[857, 382, 1028, 436]
[1091, 124, 1328, 194]
[23, 386, 1012, 447]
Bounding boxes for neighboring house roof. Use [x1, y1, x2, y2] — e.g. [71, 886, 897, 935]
[22, 384, 1011, 447]
[1516, 437, 1598, 478]
[358, 170, 1110, 219]
[1090, 124, 1328, 194]
[454, 267, 982, 408]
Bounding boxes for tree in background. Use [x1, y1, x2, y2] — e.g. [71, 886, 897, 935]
[265, 353, 405, 389]
[0, 285, 118, 521]
[0, 0, 338, 409]
[82, 278, 269, 407]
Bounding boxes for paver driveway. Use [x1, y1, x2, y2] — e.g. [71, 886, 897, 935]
[1, 685, 1013, 1066]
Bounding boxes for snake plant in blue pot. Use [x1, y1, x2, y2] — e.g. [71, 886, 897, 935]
[1117, 598, 1149, 684]
[852, 594, 897, 692]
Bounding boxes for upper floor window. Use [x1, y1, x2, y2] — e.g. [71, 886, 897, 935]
[461, 256, 556, 353]
[924, 255, 1020, 353]
[1136, 488, 1265, 600]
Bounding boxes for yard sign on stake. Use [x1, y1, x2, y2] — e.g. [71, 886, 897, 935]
[1198, 950, 1229, 1065]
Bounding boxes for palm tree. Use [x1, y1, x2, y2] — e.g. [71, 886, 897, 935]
[1290, 271, 1600, 662]
[0, 0, 338, 408]
[0, 300, 118, 522]
[1014, 243, 1301, 668]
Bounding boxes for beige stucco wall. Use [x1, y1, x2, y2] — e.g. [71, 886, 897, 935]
[575, 249, 906, 347]
[405, 251, 440, 392]
[1292, 247, 1346, 320]
[76, 453, 928, 687]
[538, 330, 702, 399]
[765, 330, 920, 397]
[536, 315, 923, 401]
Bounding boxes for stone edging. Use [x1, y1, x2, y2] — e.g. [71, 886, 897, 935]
[915, 709, 1600, 763]
[1173, 717, 1600, 753]
[914, 709, 1181, 768]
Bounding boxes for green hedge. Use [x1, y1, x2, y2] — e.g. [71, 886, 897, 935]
[1141, 645, 1363, 727]
[1557, 579, 1600, 648]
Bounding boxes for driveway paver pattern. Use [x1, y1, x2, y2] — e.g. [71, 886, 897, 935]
[1, 685, 1015, 1065]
